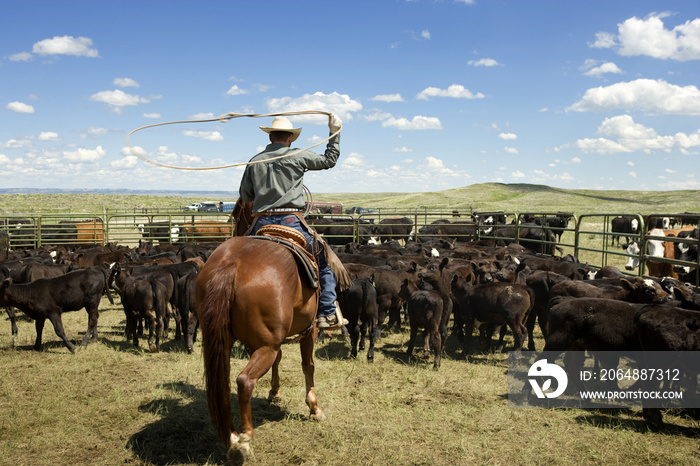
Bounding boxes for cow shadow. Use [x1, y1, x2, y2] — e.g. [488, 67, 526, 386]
[127, 381, 291, 465]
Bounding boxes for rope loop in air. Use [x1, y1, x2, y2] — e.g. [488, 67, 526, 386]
[125, 110, 342, 171]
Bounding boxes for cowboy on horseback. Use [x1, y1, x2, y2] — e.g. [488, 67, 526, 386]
[239, 114, 349, 330]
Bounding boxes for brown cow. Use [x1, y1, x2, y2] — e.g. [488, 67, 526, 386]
[645, 225, 695, 278]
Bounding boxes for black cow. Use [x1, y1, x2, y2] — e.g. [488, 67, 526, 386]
[675, 228, 698, 282]
[544, 297, 643, 352]
[310, 217, 373, 245]
[417, 220, 477, 243]
[137, 221, 181, 244]
[338, 276, 379, 360]
[373, 217, 413, 244]
[177, 272, 199, 354]
[450, 276, 533, 354]
[634, 304, 700, 429]
[111, 265, 168, 352]
[398, 277, 451, 370]
[0, 267, 110, 352]
[611, 216, 639, 247]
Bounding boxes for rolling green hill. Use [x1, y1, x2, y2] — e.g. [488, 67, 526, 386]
[0, 183, 697, 216]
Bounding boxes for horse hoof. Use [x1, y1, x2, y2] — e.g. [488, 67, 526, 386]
[310, 410, 326, 422]
[227, 441, 251, 466]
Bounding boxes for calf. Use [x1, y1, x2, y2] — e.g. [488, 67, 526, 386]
[524, 270, 570, 350]
[338, 276, 379, 360]
[343, 261, 419, 331]
[450, 274, 533, 354]
[177, 272, 199, 354]
[544, 297, 643, 352]
[112, 266, 168, 352]
[548, 277, 670, 305]
[398, 277, 451, 370]
[634, 304, 700, 429]
[0, 267, 109, 352]
[543, 296, 646, 393]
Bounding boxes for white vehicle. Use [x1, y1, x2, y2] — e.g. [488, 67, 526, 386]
[184, 202, 202, 211]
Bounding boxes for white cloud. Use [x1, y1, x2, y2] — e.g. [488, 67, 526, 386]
[6, 101, 35, 114]
[582, 61, 623, 77]
[568, 79, 700, 115]
[371, 94, 405, 102]
[382, 115, 443, 130]
[122, 145, 145, 156]
[572, 138, 633, 154]
[340, 153, 366, 169]
[63, 145, 106, 162]
[182, 129, 224, 141]
[511, 171, 526, 179]
[143, 112, 161, 119]
[8, 52, 32, 62]
[503, 147, 519, 154]
[455, 0, 476, 4]
[90, 89, 150, 113]
[114, 77, 139, 88]
[588, 31, 617, 49]
[426, 157, 444, 169]
[416, 84, 485, 100]
[226, 85, 248, 96]
[111, 155, 139, 168]
[467, 58, 502, 67]
[421, 30, 431, 40]
[564, 114, 700, 154]
[266, 91, 362, 123]
[629, 171, 637, 178]
[32, 35, 99, 57]
[38, 132, 59, 141]
[617, 14, 700, 61]
[393, 146, 413, 152]
[571, 157, 581, 164]
[498, 132, 517, 140]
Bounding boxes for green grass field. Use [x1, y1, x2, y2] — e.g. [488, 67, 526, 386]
[0, 184, 698, 465]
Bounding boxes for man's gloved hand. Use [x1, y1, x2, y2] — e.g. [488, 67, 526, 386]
[329, 114, 342, 133]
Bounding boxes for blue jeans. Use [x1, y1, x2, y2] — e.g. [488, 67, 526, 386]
[251, 215, 337, 317]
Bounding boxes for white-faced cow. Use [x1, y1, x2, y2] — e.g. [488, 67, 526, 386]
[611, 216, 639, 247]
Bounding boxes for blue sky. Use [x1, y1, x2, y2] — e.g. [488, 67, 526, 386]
[1, 0, 699, 195]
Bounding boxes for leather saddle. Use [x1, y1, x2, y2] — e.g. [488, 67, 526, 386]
[251, 225, 319, 289]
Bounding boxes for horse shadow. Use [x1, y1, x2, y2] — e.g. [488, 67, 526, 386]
[127, 381, 290, 465]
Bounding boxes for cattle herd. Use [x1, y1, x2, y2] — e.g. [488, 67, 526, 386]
[0, 211, 698, 431]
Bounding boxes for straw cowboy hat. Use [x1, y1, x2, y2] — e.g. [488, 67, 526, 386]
[259, 117, 302, 142]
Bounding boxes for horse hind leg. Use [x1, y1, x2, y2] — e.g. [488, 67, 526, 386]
[231, 345, 281, 464]
[268, 350, 283, 403]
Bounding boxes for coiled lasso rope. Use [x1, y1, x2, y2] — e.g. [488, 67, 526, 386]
[125, 110, 342, 171]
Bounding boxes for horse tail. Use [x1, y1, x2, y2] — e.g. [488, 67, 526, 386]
[199, 262, 237, 445]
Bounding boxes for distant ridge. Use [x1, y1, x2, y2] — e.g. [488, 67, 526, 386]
[0, 188, 238, 198]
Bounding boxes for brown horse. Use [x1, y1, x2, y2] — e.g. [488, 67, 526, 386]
[196, 200, 324, 465]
